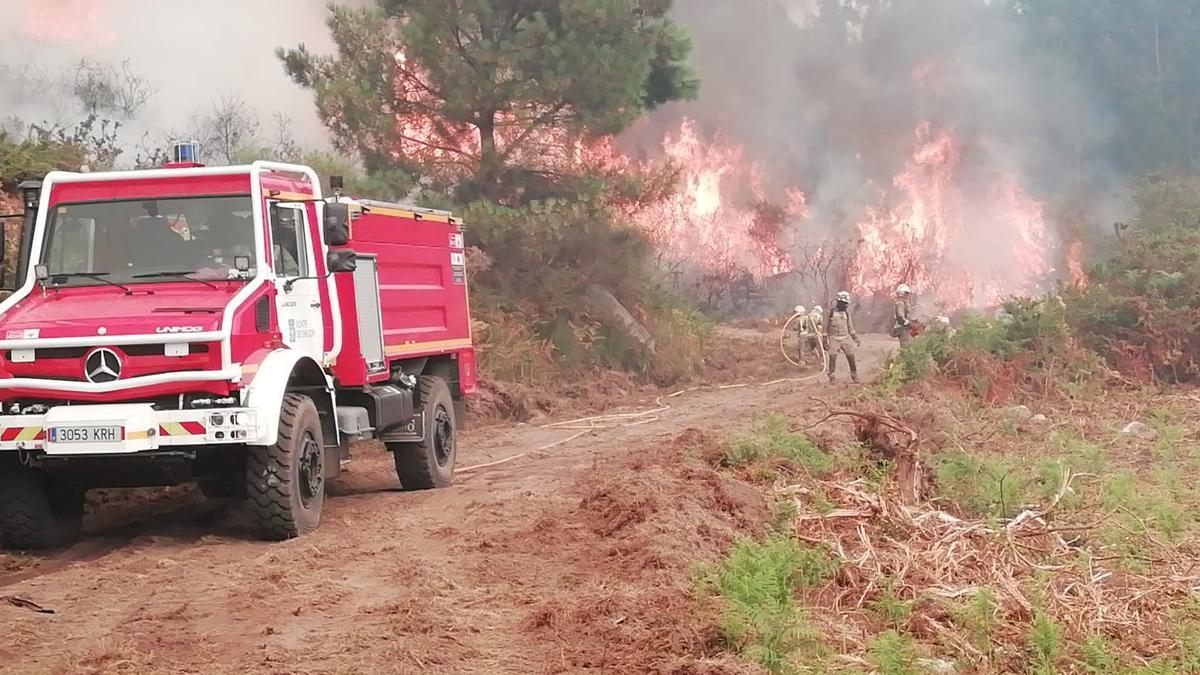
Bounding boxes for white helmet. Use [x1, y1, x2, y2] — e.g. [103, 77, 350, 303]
[811, 304, 822, 313]
[794, 305, 806, 315]
[836, 291, 851, 302]
[896, 284, 912, 295]
[937, 315, 950, 324]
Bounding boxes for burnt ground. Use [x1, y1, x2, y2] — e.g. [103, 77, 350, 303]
[0, 330, 894, 674]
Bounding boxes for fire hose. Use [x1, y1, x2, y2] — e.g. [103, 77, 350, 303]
[457, 315, 832, 476]
[779, 311, 829, 373]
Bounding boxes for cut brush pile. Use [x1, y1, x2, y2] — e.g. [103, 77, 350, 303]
[777, 470, 1200, 671]
[703, 397, 1200, 673]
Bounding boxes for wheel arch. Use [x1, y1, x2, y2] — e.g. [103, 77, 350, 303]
[394, 354, 464, 429]
[243, 349, 336, 447]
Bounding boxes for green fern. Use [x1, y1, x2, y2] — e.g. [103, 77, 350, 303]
[867, 630, 921, 675]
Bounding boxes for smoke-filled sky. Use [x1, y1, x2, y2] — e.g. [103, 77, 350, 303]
[663, 0, 1124, 210]
[0, 0, 345, 150]
[636, 0, 1133, 306]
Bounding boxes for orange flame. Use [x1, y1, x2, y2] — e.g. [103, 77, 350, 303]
[628, 120, 796, 277]
[1066, 240, 1088, 287]
[22, 0, 114, 48]
[388, 47, 1057, 309]
[391, 49, 620, 186]
[850, 122, 1053, 310]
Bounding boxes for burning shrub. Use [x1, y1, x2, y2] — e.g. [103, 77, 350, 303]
[883, 297, 1099, 402]
[1066, 175, 1200, 384]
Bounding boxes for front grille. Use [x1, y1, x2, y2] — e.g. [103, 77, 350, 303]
[7, 344, 211, 360]
[32, 347, 88, 359]
[123, 344, 168, 357]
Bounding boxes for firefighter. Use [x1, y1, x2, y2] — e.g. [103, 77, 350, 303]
[893, 284, 914, 350]
[196, 213, 254, 279]
[793, 305, 809, 364]
[806, 304, 824, 361]
[826, 291, 860, 383]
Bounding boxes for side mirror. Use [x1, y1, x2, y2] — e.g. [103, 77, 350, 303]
[327, 249, 357, 273]
[323, 203, 350, 246]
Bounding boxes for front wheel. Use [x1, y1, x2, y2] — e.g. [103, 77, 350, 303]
[388, 376, 457, 490]
[245, 393, 325, 540]
[0, 467, 84, 550]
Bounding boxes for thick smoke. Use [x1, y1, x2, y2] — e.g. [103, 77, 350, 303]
[636, 0, 1132, 307]
[0, 0, 354, 158]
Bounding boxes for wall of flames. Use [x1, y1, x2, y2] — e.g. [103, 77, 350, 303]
[628, 117, 1079, 311]
[624, 121, 798, 279]
[15, 0, 1085, 312]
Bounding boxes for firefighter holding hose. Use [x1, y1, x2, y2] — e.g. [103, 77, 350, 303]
[793, 305, 810, 364]
[826, 291, 861, 383]
[806, 305, 824, 362]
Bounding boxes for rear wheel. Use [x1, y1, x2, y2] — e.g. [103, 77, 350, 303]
[388, 376, 457, 490]
[0, 467, 84, 550]
[245, 393, 324, 540]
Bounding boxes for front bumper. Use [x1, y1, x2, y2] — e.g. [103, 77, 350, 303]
[0, 404, 261, 454]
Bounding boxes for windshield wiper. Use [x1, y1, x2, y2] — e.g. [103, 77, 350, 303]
[131, 271, 219, 289]
[48, 272, 134, 295]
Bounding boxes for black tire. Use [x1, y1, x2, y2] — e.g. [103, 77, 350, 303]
[245, 393, 324, 540]
[388, 376, 457, 490]
[0, 467, 84, 550]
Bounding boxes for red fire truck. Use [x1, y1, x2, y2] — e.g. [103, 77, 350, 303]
[0, 146, 476, 548]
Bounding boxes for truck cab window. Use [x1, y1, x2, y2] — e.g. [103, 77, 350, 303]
[41, 195, 255, 286]
[271, 207, 308, 278]
[44, 217, 96, 273]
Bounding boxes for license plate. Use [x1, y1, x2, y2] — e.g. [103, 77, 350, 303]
[48, 426, 124, 443]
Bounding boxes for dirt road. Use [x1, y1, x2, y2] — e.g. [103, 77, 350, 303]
[0, 332, 894, 674]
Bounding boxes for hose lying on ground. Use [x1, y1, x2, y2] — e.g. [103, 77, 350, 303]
[458, 320, 832, 475]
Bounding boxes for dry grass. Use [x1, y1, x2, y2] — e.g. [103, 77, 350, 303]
[702, 386, 1200, 672]
[777, 471, 1200, 670]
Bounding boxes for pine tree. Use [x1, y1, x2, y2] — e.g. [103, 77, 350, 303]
[279, 0, 699, 202]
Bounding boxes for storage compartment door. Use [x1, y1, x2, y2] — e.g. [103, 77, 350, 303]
[353, 255, 386, 373]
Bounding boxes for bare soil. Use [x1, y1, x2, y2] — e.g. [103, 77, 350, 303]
[0, 330, 894, 674]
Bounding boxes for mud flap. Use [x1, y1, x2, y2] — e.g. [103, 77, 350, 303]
[454, 399, 467, 431]
[323, 441, 343, 479]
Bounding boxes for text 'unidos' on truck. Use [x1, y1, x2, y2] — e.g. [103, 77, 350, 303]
[0, 143, 476, 549]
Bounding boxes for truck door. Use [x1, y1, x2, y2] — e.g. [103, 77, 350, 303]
[270, 204, 325, 359]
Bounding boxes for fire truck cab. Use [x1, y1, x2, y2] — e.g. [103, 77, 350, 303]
[0, 150, 475, 548]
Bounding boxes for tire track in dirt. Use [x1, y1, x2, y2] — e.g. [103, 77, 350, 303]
[0, 333, 895, 674]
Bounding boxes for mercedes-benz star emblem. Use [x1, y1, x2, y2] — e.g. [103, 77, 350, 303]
[84, 348, 122, 383]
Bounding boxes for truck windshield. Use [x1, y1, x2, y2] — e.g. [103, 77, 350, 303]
[41, 195, 256, 286]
